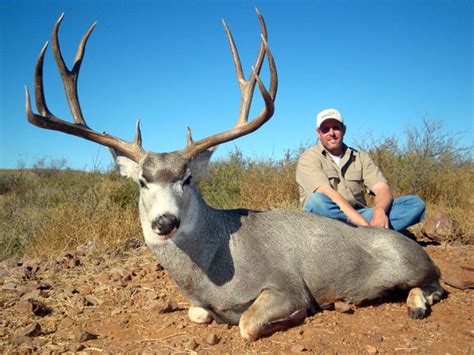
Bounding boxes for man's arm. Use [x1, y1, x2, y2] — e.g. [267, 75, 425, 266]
[369, 182, 393, 228]
[316, 185, 370, 227]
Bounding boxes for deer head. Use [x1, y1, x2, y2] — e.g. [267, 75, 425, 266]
[26, 10, 277, 242]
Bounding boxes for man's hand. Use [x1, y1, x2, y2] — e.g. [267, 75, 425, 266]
[370, 182, 393, 229]
[316, 185, 370, 227]
[370, 206, 389, 228]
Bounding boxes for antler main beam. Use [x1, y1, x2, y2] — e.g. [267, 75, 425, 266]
[25, 14, 145, 162]
[181, 8, 278, 160]
[26, 10, 277, 163]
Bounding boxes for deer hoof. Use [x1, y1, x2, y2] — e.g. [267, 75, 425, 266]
[408, 306, 427, 319]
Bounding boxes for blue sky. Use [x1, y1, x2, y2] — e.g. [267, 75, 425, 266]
[1, 0, 472, 170]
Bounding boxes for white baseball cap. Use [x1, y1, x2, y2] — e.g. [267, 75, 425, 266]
[316, 108, 344, 128]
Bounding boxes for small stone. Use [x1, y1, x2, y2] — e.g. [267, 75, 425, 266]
[370, 333, 384, 343]
[12, 335, 34, 347]
[2, 282, 17, 290]
[78, 285, 94, 295]
[366, 345, 378, 354]
[15, 322, 43, 337]
[96, 273, 111, 283]
[334, 301, 353, 314]
[205, 333, 220, 345]
[185, 339, 198, 350]
[69, 343, 87, 351]
[60, 253, 81, 268]
[77, 330, 99, 342]
[146, 290, 159, 301]
[20, 289, 41, 301]
[121, 273, 133, 283]
[149, 300, 179, 314]
[111, 308, 122, 316]
[291, 344, 307, 352]
[17, 299, 47, 316]
[62, 318, 75, 328]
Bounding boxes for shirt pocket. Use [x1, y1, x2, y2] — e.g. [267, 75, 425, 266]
[323, 167, 340, 190]
[345, 171, 364, 198]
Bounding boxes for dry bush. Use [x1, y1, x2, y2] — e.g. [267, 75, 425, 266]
[361, 119, 473, 243]
[239, 156, 299, 211]
[0, 167, 141, 261]
[198, 148, 245, 209]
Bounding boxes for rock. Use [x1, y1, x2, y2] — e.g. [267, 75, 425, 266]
[15, 322, 43, 337]
[11, 335, 34, 348]
[366, 345, 378, 354]
[334, 301, 353, 314]
[120, 273, 133, 286]
[146, 290, 159, 301]
[421, 211, 455, 243]
[17, 299, 48, 316]
[20, 289, 41, 301]
[291, 344, 307, 352]
[442, 263, 474, 289]
[149, 300, 179, 314]
[111, 308, 122, 316]
[76, 330, 99, 342]
[59, 253, 81, 268]
[205, 333, 220, 345]
[185, 339, 198, 350]
[96, 273, 111, 283]
[369, 333, 384, 343]
[2, 282, 17, 290]
[68, 343, 87, 352]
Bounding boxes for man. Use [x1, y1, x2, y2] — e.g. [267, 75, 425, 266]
[296, 108, 425, 231]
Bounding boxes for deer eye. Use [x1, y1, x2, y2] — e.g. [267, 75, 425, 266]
[183, 174, 192, 186]
[139, 178, 147, 189]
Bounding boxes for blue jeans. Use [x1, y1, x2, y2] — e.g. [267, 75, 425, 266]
[304, 192, 425, 231]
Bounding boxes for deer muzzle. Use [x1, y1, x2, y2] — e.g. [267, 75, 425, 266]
[151, 213, 180, 238]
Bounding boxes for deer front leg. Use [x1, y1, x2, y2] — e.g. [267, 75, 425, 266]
[239, 289, 308, 341]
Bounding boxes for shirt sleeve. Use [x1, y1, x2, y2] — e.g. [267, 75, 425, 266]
[296, 150, 331, 198]
[360, 152, 388, 192]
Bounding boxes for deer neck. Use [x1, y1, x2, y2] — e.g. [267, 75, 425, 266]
[141, 186, 229, 272]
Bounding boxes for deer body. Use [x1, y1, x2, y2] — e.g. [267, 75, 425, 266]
[26, 11, 444, 341]
[142, 180, 439, 327]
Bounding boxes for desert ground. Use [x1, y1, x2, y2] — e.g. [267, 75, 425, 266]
[1, 241, 472, 353]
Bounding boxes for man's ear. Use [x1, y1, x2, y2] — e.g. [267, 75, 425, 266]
[316, 128, 322, 140]
[109, 148, 140, 182]
[189, 146, 217, 179]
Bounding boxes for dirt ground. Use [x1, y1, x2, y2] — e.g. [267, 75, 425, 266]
[1, 242, 472, 354]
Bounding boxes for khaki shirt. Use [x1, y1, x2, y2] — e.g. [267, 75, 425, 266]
[296, 142, 387, 207]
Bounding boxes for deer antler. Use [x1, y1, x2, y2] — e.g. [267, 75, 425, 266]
[25, 13, 146, 162]
[181, 8, 278, 160]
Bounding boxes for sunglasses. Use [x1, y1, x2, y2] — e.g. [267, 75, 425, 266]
[318, 125, 343, 134]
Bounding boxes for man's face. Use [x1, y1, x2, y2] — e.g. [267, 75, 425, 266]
[316, 119, 346, 155]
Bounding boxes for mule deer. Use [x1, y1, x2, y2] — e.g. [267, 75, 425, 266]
[26, 11, 444, 341]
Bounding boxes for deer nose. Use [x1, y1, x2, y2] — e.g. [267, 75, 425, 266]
[152, 213, 180, 235]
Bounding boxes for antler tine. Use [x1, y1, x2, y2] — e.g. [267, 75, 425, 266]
[52, 13, 96, 125]
[182, 10, 278, 160]
[25, 14, 146, 163]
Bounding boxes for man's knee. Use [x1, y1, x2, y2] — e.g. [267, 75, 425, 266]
[304, 192, 336, 218]
[399, 195, 425, 217]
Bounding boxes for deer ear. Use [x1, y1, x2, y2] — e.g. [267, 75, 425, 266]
[189, 146, 217, 178]
[110, 148, 140, 181]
